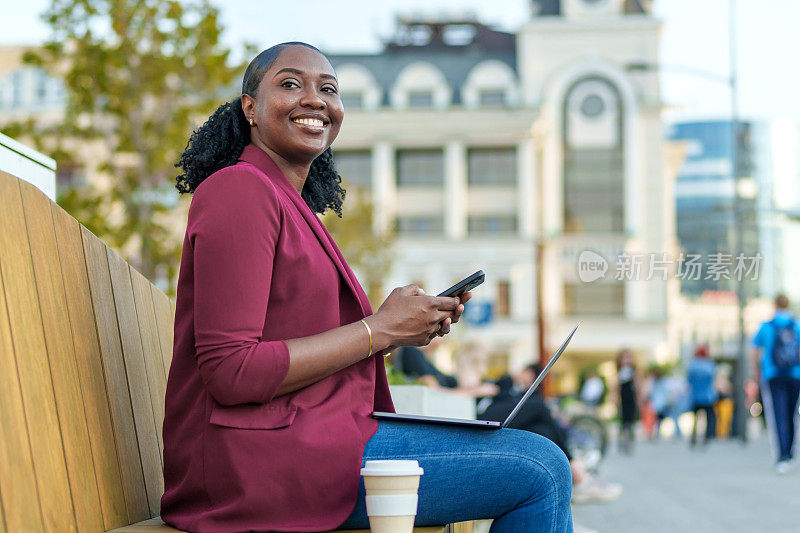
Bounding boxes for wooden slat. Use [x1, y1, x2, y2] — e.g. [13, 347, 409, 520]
[20, 180, 106, 532]
[151, 287, 174, 379]
[52, 205, 129, 529]
[82, 227, 150, 523]
[130, 269, 167, 461]
[0, 234, 43, 532]
[0, 171, 76, 531]
[0, 489, 7, 533]
[106, 249, 163, 516]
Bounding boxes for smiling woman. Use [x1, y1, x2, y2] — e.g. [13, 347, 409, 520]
[163, 42, 573, 533]
[175, 42, 346, 216]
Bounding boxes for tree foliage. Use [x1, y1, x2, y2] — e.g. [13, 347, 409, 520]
[11, 0, 248, 294]
[323, 187, 395, 309]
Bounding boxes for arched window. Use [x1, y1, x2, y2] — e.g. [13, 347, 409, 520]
[335, 63, 381, 111]
[562, 76, 624, 233]
[391, 62, 451, 110]
[462, 60, 519, 109]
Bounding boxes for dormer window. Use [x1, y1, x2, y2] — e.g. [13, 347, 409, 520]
[408, 90, 434, 108]
[463, 60, 519, 109]
[340, 92, 364, 109]
[334, 64, 381, 110]
[391, 62, 452, 109]
[478, 89, 507, 107]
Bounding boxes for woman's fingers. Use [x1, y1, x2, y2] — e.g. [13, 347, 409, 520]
[451, 303, 465, 324]
[432, 296, 460, 311]
[431, 308, 457, 324]
[402, 284, 425, 296]
[448, 291, 471, 324]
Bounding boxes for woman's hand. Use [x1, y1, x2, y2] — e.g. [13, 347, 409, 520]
[434, 291, 472, 337]
[365, 285, 460, 351]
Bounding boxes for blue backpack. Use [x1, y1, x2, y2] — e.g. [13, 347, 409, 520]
[770, 319, 800, 370]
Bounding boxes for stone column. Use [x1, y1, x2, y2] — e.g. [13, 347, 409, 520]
[444, 141, 467, 239]
[517, 137, 537, 238]
[372, 142, 395, 235]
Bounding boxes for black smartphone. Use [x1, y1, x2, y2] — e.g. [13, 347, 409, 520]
[437, 270, 485, 297]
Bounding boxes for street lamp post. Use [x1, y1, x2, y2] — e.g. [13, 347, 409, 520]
[625, 0, 748, 443]
[728, 0, 748, 443]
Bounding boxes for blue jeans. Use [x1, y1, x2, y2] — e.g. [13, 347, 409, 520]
[337, 420, 573, 532]
[764, 376, 800, 461]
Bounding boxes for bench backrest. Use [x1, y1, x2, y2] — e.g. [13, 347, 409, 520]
[0, 170, 174, 531]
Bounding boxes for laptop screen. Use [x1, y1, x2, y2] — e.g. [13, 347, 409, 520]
[501, 324, 579, 428]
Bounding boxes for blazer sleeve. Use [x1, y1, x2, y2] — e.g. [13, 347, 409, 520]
[188, 166, 290, 406]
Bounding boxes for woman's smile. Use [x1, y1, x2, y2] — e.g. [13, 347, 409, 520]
[291, 114, 328, 134]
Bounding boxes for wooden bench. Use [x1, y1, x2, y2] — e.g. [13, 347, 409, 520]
[0, 169, 474, 533]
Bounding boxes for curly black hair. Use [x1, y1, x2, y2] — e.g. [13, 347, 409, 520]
[175, 42, 345, 216]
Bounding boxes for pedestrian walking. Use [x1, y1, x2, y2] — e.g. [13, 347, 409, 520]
[749, 294, 800, 474]
[687, 344, 718, 447]
[648, 368, 669, 440]
[615, 349, 639, 454]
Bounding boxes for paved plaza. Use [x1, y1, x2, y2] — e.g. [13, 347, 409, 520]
[571, 433, 800, 533]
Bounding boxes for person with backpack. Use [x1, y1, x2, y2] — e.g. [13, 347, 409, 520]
[749, 294, 800, 474]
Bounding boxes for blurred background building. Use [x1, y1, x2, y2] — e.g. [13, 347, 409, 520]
[328, 0, 675, 386]
[668, 119, 800, 302]
[2, 0, 798, 393]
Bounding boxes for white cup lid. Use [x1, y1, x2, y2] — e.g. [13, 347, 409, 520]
[361, 460, 424, 476]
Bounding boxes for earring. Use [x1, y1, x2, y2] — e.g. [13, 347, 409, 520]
[248, 117, 256, 127]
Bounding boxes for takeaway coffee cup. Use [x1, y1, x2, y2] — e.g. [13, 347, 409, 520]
[360, 460, 424, 533]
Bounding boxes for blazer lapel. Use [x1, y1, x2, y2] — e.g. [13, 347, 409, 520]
[238, 146, 372, 318]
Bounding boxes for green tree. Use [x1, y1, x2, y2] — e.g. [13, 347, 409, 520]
[8, 0, 248, 295]
[323, 187, 395, 309]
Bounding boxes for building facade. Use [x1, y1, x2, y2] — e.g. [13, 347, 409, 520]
[1, 1, 683, 385]
[668, 119, 800, 304]
[328, 0, 675, 381]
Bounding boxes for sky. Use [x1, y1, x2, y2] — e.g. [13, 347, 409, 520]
[3, 0, 800, 123]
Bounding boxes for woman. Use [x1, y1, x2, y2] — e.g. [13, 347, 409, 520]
[162, 42, 572, 532]
[615, 348, 639, 454]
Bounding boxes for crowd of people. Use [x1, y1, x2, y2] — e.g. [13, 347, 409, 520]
[391, 293, 800, 480]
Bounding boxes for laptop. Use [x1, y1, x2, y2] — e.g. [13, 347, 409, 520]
[372, 324, 579, 430]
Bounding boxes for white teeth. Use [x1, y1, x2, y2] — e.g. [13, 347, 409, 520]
[293, 118, 324, 127]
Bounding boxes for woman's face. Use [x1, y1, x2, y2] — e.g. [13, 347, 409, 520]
[246, 45, 343, 164]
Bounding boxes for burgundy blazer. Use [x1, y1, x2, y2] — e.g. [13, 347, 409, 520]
[161, 145, 395, 532]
